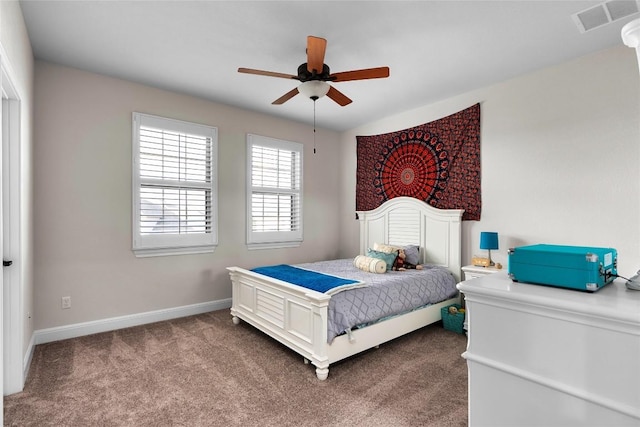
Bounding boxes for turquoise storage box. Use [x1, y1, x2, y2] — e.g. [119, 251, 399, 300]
[508, 244, 617, 292]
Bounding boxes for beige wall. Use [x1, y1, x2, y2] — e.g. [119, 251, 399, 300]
[0, 0, 35, 369]
[33, 62, 342, 329]
[32, 43, 640, 330]
[339, 46, 640, 277]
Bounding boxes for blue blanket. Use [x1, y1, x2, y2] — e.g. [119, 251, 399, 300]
[251, 264, 363, 295]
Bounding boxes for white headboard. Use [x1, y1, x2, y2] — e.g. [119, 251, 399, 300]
[356, 197, 464, 281]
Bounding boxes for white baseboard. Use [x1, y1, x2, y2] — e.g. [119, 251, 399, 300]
[33, 299, 232, 345]
[23, 333, 35, 382]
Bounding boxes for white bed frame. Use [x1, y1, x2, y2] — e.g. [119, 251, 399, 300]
[227, 197, 463, 380]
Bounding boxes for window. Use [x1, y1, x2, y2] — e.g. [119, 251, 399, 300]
[247, 134, 303, 249]
[132, 113, 217, 257]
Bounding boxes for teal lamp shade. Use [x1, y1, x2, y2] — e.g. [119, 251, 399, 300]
[479, 232, 499, 266]
[479, 232, 499, 251]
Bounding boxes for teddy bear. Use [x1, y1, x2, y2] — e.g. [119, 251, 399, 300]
[392, 249, 423, 271]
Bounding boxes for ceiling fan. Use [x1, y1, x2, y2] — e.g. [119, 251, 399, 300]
[238, 36, 390, 106]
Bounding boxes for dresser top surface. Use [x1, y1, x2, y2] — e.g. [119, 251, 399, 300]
[457, 272, 640, 323]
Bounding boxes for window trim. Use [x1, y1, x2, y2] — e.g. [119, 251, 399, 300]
[132, 112, 218, 257]
[246, 134, 303, 250]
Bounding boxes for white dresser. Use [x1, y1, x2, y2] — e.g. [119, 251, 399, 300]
[457, 273, 640, 426]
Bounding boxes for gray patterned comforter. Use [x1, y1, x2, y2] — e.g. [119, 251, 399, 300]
[294, 259, 458, 343]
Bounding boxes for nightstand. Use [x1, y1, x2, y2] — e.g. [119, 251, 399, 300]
[462, 264, 503, 280]
[460, 265, 503, 332]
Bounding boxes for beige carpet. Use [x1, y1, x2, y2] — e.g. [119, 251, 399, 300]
[4, 309, 468, 426]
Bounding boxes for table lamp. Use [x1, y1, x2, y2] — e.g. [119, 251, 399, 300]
[479, 232, 499, 267]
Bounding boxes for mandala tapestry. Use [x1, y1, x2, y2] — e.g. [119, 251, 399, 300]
[356, 103, 481, 220]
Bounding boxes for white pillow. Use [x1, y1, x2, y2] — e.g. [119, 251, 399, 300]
[372, 242, 400, 254]
[353, 255, 387, 274]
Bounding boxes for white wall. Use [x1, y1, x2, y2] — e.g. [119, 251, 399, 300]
[339, 46, 640, 277]
[33, 62, 342, 330]
[0, 0, 35, 373]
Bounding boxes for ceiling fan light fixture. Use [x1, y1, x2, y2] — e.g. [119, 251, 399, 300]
[622, 18, 640, 72]
[239, 35, 386, 106]
[298, 80, 330, 101]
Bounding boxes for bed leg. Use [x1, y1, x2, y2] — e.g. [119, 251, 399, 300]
[232, 316, 240, 325]
[315, 367, 329, 381]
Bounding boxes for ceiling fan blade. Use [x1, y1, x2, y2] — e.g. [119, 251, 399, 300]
[272, 88, 300, 105]
[307, 36, 327, 74]
[238, 67, 298, 80]
[330, 67, 390, 82]
[326, 86, 352, 106]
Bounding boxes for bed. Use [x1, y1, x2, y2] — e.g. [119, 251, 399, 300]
[227, 197, 463, 380]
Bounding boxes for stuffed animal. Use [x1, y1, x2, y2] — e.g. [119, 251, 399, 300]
[392, 249, 423, 271]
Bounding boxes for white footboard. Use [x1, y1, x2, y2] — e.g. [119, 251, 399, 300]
[227, 266, 332, 380]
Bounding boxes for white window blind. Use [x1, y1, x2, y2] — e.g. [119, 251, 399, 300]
[133, 113, 218, 256]
[247, 134, 303, 249]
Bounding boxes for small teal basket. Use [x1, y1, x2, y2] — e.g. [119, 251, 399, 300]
[441, 304, 465, 334]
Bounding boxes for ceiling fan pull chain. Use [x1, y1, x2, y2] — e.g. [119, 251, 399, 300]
[313, 100, 317, 154]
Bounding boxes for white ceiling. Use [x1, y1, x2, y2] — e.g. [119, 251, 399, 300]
[19, 0, 640, 131]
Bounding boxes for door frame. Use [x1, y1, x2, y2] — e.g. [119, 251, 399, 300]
[1, 47, 24, 397]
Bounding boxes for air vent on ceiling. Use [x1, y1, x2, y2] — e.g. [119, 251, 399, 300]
[572, 0, 640, 33]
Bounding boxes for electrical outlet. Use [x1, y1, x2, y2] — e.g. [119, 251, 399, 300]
[61, 296, 71, 309]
